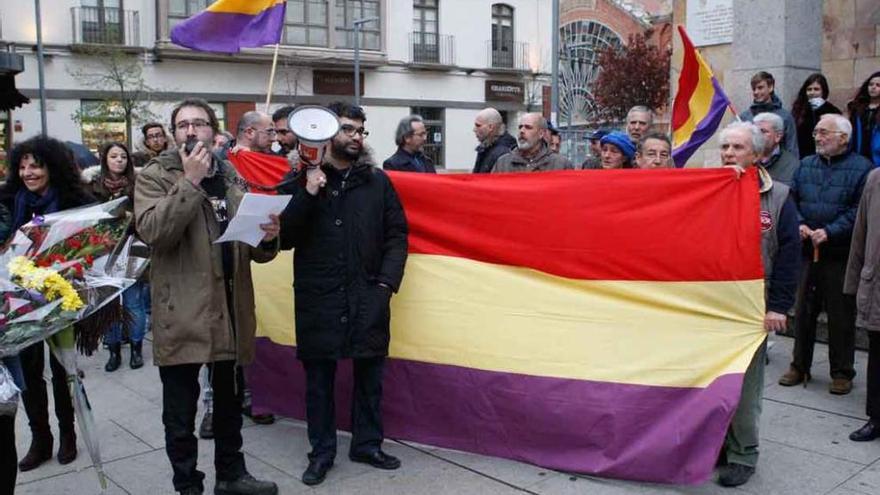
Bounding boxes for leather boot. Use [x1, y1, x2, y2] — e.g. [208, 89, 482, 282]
[105, 343, 121, 372]
[130, 341, 144, 369]
[57, 429, 77, 465]
[18, 431, 53, 472]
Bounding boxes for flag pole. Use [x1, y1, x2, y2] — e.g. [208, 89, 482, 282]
[264, 42, 281, 112]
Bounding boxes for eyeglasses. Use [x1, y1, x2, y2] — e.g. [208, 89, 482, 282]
[175, 119, 210, 131]
[812, 129, 845, 138]
[252, 127, 277, 136]
[340, 124, 369, 137]
[275, 128, 292, 136]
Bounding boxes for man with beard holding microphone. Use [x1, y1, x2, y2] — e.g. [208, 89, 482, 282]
[135, 98, 281, 495]
[278, 102, 409, 486]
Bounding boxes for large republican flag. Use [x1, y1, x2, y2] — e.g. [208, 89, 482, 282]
[170, 0, 286, 54]
[241, 156, 766, 485]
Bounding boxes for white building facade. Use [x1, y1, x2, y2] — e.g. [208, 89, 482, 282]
[1, 0, 555, 171]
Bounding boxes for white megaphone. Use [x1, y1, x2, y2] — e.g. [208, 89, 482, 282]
[288, 105, 340, 167]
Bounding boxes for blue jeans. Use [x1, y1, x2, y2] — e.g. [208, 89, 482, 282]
[105, 281, 151, 345]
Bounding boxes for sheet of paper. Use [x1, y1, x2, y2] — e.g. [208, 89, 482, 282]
[214, 193, 292, 248]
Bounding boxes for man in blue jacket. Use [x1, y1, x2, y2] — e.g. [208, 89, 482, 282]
[779, 114, 874, 394]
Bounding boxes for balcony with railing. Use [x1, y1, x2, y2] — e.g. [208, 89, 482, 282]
[71, 6, 140, 46]
[485, 40, 529, 71]
[408, 32, 455, 67]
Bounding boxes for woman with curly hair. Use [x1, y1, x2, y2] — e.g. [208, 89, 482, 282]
[0, 135, 94, 475]
[791, 73, 841, 158]
[848, 71, 880, 166]
[87, 141, 150, 372]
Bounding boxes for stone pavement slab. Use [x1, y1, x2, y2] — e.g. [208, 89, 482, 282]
[12, 336, 880, 495]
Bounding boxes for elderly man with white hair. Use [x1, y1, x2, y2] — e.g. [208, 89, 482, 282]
[716, 121, 800, 488]
[625, 105, 653, 144]
[779, 113, 874, 395]
[754, 112, 800, 186]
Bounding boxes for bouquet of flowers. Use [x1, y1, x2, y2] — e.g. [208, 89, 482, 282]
[0, 196, 149, 489]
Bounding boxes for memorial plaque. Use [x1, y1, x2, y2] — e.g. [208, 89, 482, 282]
[686, 0, 734, 47]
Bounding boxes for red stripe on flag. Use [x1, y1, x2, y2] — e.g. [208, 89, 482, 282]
[226, 150, 291, 194]
[388, 168, 764, 282]
[672, 26, 700, 130]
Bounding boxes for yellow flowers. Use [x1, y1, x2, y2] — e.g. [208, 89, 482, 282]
[7, 256, 84, 312]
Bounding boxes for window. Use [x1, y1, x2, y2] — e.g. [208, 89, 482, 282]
[335, 0, 380, 50]
[411, 106, 444, 168]
[559, 21, 621, 125]
[412, 0, 438, 62]
[285, 0, 329, 46]
[79, 100, 126, 153]
[80, 0, 123, 44]
[169, 0, 213, 30]
[491, 4, 513, 67]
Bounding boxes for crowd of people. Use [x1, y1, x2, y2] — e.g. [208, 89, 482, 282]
[0, 68, 878, 494]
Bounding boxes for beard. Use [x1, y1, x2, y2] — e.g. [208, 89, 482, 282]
[517, 137, 538, 151]
[331, 137, 363, 162]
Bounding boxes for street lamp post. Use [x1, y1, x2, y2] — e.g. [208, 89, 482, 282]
[34, 0, 48, 136]
[353, 17, 378, 107]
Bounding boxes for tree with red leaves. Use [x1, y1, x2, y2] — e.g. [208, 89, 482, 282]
[592, 30, 671, 123]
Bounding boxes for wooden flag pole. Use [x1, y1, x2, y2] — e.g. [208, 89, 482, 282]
[264, 42, 281, 112]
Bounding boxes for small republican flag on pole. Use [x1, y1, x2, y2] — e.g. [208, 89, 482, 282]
[671, 26, 734, 167]
[170, 0, 287, 54]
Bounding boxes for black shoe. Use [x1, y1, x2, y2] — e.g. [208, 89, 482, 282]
[179, 487, 203, 495]
[18, 432, 53, 472]
[349, 450, 401, 470]
[301, 459, 333, 486]
[130, 341, 144, 369]
[251, 414, 275, 425]
[717, 463, 755, 487]
[105, 343, 122, 372]
[850, 421, 880, 442]
[57, 429, 77, 465]
[198, 412, 214, 440]
[214, 473, 278, 495]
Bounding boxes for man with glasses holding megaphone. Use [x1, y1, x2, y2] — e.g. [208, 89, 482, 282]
[278, 101, 409, 487]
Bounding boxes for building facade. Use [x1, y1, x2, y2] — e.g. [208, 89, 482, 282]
[1, 0, 555, 171]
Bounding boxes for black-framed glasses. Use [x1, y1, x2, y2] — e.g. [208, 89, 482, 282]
[275, 128, 292, 136]
[340, 124, 369, 137]
[175, 119, 210, 131]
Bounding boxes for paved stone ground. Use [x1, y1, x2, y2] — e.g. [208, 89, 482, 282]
[12, 335, 880, 495]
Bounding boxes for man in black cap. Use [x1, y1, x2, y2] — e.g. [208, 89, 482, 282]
[581, 129, 608, 169]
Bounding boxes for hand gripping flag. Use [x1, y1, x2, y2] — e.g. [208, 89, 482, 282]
[170, 0, 286, 54]
[234, 152, 767, 485]
[671, 26, 733, 167]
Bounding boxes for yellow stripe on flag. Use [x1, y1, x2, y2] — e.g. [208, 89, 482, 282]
[673, 51, 719, 148]
[207, 0, 285, 15]
[254, 254, 765, 389]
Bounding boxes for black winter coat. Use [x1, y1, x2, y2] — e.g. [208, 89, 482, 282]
[278, 157, 408, 359]
[473, 133, 517, 173]
[383, 147, 436, 173]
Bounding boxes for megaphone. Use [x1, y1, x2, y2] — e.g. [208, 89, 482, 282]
[288, 105, 340, 167]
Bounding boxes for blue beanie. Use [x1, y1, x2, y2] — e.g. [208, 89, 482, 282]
[599, 131, 636, 161]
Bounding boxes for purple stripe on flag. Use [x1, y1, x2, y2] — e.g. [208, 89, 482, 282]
[248, 337, 744, 485]
[672, 77, 731, 167]
[170, 4, 285, 54]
